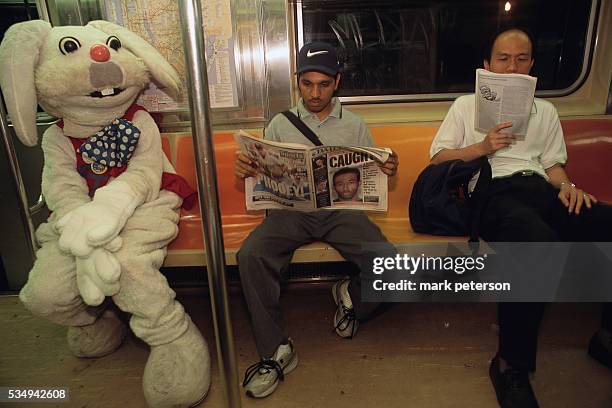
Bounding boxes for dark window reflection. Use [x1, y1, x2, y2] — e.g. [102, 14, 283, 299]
[300, 0, 594, 98]
[0, 1, 39, 43]
[0, 1, 40, 113]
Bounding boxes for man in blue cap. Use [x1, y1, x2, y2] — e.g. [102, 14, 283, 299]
[235, 41, 399, 398]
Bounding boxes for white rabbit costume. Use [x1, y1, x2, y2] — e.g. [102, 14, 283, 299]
[0, 20, 210, 407]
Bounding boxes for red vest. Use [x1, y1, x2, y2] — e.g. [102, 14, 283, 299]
[59, 105, 196, 209]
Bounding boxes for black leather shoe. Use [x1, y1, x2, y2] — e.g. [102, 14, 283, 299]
[588, 329, 612, 369]
[489, 355, 539, 408]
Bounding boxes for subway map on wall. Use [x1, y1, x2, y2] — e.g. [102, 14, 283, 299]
[104, 0, 239, 111]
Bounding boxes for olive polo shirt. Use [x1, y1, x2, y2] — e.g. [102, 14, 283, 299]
[264, 97, 373, 147]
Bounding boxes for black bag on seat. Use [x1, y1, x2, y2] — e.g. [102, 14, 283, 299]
[408, 157, 491, 240]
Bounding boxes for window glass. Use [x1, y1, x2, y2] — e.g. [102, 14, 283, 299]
[299, 0, 596, 99]
[0, 1, 39, 43]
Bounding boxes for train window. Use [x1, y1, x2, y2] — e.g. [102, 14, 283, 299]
[297, 0, 599, 102]
[0, 1, 39, 43]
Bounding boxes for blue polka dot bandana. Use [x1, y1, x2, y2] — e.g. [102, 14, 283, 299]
[78, 118, 141, 168]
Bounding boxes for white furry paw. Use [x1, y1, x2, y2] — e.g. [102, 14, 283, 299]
[67, 309, 128, 358]
[143, 321, 211, 408]
[76, 248, 121, 306]
[57, 181, 139, 257]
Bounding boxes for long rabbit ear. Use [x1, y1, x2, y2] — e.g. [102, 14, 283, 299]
[87, 20, 181, 100]
[0, 20, 51, 147]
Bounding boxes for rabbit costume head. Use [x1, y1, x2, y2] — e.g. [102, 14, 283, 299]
[0, 20, 180, 146]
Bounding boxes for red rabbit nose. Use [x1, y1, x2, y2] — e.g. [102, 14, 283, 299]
[90, 44, 110, 62]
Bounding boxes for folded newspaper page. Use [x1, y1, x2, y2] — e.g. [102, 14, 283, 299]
[475, 68, 537, 137]
[235, 130, 391, 211]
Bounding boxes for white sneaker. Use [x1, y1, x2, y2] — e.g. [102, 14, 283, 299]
[332, 279, 359, 339]
[242, 339, 298, 398]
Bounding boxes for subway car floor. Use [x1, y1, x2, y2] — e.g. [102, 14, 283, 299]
[1, 283, 611, 408]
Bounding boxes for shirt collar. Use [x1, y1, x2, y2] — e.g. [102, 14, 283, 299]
[297, 97, 342, 120]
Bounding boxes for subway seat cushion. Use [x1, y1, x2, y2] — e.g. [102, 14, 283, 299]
[163, 118, 612, 266]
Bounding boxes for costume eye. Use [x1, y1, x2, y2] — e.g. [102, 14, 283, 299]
[59, 37, 81, 54]
[106, 36, 121, 51]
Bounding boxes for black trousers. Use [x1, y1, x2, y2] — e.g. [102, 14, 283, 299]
[478, 174, 612, 372]
[602, 303, 612, 331]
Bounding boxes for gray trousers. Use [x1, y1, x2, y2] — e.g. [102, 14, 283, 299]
[237, 210, 396, 358]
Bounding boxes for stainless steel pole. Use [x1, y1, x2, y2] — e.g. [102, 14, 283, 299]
[0, 100, 38, 259]
[178, 1, 241, 407]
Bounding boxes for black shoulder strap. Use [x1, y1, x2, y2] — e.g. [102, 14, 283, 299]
[468, 156, 492, 243]
[281, 110, 323, 146]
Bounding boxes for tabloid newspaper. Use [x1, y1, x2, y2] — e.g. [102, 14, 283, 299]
[475, 68, 537, 138]
[235, 130, 392, 211]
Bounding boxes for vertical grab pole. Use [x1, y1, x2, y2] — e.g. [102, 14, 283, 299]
[0, 99, 38, 260]
[178, 1, 241, 407]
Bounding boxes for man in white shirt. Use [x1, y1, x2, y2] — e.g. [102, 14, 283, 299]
[430, 27, 612, 408]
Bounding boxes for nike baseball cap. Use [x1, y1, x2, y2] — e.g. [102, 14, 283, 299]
[296, 42, 340, 77]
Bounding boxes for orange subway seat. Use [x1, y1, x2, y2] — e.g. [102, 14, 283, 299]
[168, 132, 263, 253]
[161, 136, 172, 163]
[370, 126, 438, 219]
[163, 118, 612, 266]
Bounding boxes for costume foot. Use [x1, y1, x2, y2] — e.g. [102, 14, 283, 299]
[143, 320, 211, 408]
[67, 309, 128, 358]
